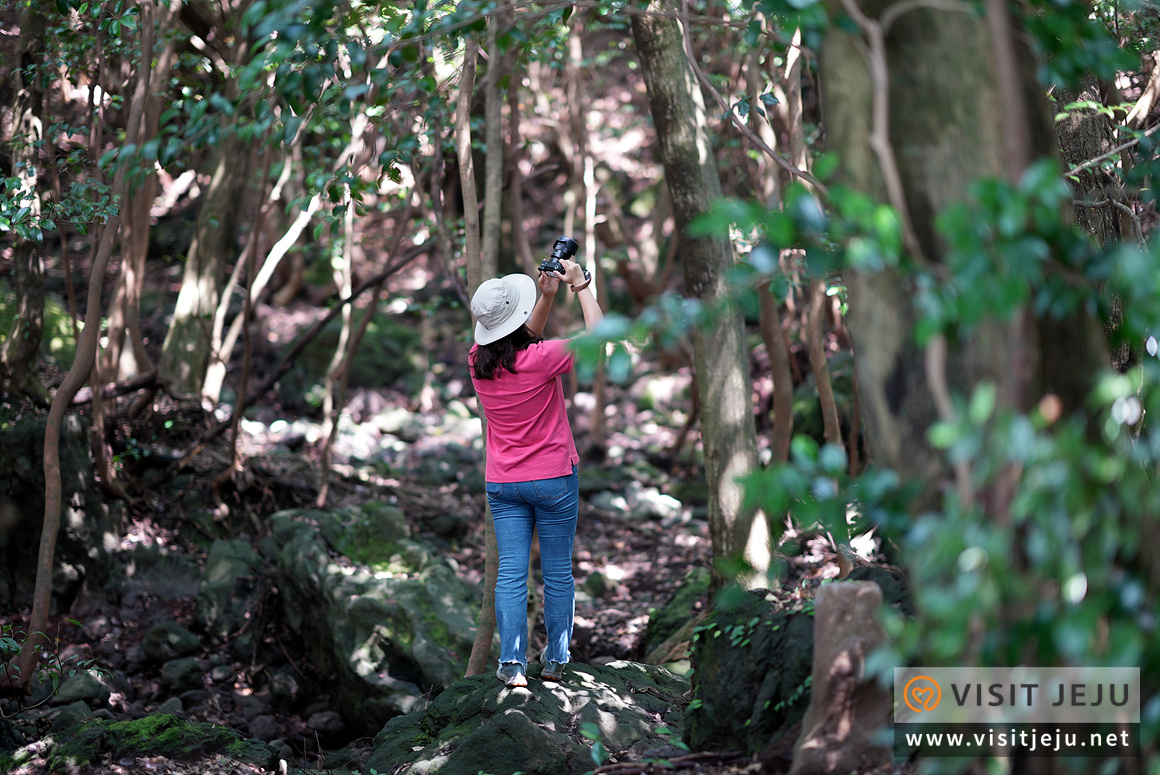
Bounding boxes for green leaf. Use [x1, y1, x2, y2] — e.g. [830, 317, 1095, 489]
[579, 721, 602, 741]
[608, 344, 632, 384]
[968, 382, 996, 426]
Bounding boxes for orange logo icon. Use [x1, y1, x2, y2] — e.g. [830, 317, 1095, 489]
[903, 675, 942, 713]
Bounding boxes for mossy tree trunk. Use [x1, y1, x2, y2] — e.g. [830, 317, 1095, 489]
[818, 0, 1109, 510]
[632, 0, 768, 588]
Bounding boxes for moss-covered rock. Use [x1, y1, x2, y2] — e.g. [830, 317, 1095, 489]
[195, 539, 265, 649]
[367, 661, 690, 775]
[639, 566, 711, 661]
[45, 713, 275, 771]
[684, 589, 814, 755]
[271, 504, 482, 736]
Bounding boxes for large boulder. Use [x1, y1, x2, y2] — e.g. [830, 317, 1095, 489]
[195, 539, 265, 654]
[684, 589, 814, 754]
[639, 566, 710, 664]
[366, 661, 689, 775]
[43, 713, 275, 771]
[270, 504, 481, 735]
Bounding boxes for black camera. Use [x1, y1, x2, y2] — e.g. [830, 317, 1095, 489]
[539, 236, 579, 276]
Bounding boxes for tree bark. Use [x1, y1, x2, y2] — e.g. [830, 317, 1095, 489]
[807, 277, 843, 447]
[758, 280, 794, 464]
[102, 0, 183, 380]
[632, 0, 768, 587]
[818, 0, 1109, 510]
[158, 9, 253, 401]
[481, 11, 504, 280]
[459, 33, 499, 676]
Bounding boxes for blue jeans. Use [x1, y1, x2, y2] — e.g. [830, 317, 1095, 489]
[487, 465, 578, 668]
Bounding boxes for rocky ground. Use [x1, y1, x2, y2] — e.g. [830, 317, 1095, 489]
[1, 381, 899, 775]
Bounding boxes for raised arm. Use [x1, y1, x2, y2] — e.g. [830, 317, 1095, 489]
[554, 259, 604, 331]
[526, 270, 561, 336]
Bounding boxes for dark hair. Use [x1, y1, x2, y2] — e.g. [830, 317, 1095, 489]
[471, 325, 543, 380]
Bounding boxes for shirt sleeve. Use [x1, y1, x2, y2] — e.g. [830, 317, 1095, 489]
[530, 339, 574, 378]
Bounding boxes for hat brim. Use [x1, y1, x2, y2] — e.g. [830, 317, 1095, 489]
[473, 273, 538, 345]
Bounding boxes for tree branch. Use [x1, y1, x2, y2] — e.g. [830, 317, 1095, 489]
[678, 0, 826, 193]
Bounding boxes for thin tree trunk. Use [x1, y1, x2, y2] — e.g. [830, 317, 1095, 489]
[318, 195, 414, 506]
[758, 282, 794, 463]
[459, 34, 499, 676]
[158, 20, 253, 401]
[481, 11, 504, 280]
[807, 277, 843, 447]
[507, 70, 534, 270]
[316, 190, 356, 507]
[10, 0, 156, 692]
[632, 0, 768, 588]
[103, 0, 181, 380]
[459, 38, 482, 292]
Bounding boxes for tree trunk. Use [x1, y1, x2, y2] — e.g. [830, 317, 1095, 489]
[0, 8, 49, 399]
[481, 11, 504, 280]
[818, 0, 1109, 509]
[459, 34, 499, 676]
[1056, 76, 1134, 373]
[632, 0, 768, 587]
[158, 127, 252, 400]
[158, 13, 253, 401]
[103, 1, 183, 380]
[758, 280, 794, 463]
[10, 0, 157, 692]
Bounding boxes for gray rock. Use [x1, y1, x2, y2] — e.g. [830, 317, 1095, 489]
[271, 504, 482, 735]
[156, 696, 184, 715]
[582, 571, 612, 598]
[306, 710, 345, 736]
[142, 620, 202, 663]
[196, 540, 265, 644]
[590, 490, 629, 513]
[49, 701, 93, 733]
[269, 664, 306, 708]
[52, 670, 111, 708]
[367, 661, 689, 775]
[624, 481, 683, 522]
[248, 714, 279, 740]
[160, 657, 204, 692]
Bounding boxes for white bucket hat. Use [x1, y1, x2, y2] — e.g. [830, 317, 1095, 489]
[471, 274, 537, 345]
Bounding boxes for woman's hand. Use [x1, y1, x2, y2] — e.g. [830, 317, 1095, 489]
[538, 268, 561, 296]
[552, 259, 586, 288]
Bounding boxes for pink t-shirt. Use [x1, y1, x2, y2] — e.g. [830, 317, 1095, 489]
[470, 339, 579, 482]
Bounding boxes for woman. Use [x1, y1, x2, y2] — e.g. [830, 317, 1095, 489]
[468, 257, 603, 687]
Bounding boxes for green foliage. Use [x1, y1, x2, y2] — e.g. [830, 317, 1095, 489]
[0, 620, 107, 719]
[916, 159, 1111, 344]
[580, 720, 607, 767]
[1021, 0, 1137, 88]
